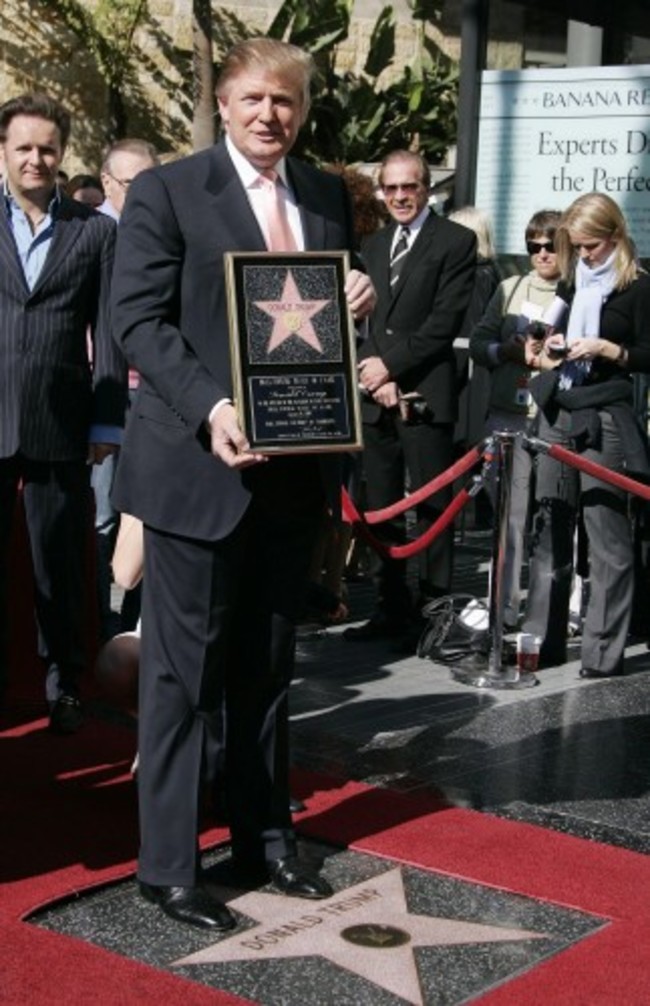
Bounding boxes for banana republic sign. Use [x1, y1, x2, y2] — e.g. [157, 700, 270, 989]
[475, 65, 650, 257]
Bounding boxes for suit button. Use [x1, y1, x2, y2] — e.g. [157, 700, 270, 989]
[386, 328, 393, 335]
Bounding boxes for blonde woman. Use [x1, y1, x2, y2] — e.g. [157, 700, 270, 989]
[522, 192, 650, 677]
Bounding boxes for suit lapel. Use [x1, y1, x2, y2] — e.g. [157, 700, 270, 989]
[204, 142, 267, 251]
[286, 159, 326, 250]
[392, 211, 437, 302]
[0, 203, 29, 294]
[31, 197, 86, 296]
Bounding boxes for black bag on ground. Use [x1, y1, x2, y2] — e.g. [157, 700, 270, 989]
[417, 594, 490, 663]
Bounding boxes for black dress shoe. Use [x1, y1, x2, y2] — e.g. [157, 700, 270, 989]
[579, 665, 624, 679]
[49, 695, 84, 734]
[267, 856, 333, 899]
[139, 882, 236, 931]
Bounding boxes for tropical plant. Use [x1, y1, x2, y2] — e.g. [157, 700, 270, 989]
[34, 0, 148, 140]
[213, 0, 459, 165]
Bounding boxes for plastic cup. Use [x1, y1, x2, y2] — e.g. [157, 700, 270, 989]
[516, 633, 540, 674]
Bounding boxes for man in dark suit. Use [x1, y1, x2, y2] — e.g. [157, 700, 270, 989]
[111, 38, 375, 931]
[345, 150, 476, 643]
[0, 94, 126, 731]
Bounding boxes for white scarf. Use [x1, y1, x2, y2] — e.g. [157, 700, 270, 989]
[559, 250, 618, 390]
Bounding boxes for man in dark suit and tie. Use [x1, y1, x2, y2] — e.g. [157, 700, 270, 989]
[345, 150, 476, 643]
[0, 93, 126, 731]
[110, 37, 375, 931]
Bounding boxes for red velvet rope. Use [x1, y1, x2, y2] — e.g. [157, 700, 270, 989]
[340, 433, 650, 563]
[547, 443, 650, 500]
[342, 485, 472, 559]
[352, 444, 484, 525]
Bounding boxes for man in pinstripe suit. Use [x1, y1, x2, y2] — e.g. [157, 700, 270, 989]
[0, 94, 127, 732]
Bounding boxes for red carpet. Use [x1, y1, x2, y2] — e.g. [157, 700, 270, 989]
[2, 701, 650, 1005]
[4, 513, 650, 1003]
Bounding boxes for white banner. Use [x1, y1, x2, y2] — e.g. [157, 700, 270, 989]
[475, 65, 650, 256]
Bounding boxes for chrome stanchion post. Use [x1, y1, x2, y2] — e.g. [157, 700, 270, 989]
[452, 430, 537, 689]
[487, 430, 513, 677]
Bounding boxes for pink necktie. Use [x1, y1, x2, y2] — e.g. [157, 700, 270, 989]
[259, 169, 298, 252]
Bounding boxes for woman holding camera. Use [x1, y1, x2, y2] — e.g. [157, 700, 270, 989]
[522, 192, 650, 676]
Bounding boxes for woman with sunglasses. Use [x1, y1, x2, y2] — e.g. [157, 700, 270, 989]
[470, 209, 562, 631]
[521, 192, 650, 677]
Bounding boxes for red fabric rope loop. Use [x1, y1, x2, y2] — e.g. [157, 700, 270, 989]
[342, 485, 473, 559]
[547, 443, 650, 501]
[358, 443, 484, 526]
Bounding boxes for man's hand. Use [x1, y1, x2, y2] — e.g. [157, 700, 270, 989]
[358, 356, 390, 394]
[345, 269, 376, 320]
[372, 382, 400, 408]
[87, 443, 119, 465]
[208, 403, 267, 469]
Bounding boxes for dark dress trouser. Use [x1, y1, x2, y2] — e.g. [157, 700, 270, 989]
[137, 461, 323, 887]
[523, 408, 633, 672]
[0, 454, 90, 702]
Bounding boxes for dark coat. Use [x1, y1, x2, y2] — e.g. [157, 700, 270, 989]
[111, 141, 356, 541]
[0, 194, 125, 460]
[359, 211, 477, 424]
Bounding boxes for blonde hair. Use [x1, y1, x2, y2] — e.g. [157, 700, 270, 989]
[216, 38, 315, 116]
[448, 205, 496, 260]
[555, 192, 638, 290]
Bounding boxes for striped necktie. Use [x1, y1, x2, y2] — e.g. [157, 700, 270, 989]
[258, 169, 298, 251]
[390, 225, 410, 288]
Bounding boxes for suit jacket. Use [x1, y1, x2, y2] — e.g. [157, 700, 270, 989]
[0, 194, 126, 462]
[359, 211, 476, 424]
[111, 141, 356, 542]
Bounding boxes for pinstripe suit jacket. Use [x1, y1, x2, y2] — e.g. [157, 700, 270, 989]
[0, 193, 127, 462]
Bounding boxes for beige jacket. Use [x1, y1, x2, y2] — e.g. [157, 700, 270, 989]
[470, 271, 559, 416]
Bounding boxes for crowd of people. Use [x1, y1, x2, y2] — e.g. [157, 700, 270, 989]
[2, 34, 649, 934]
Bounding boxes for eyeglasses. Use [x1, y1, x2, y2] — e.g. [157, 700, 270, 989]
[382, 182, 422, 195]
[526, 240, 554, 255]
[107, 173, 132, 191]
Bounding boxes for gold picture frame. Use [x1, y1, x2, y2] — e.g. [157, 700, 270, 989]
[225, 251, 363, 454]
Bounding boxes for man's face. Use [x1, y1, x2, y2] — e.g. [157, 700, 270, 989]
[0, 114, 64, 201]
[218, 70, 306, 169]
[380, 160, 429, 226]
[101, 150, 155, 215]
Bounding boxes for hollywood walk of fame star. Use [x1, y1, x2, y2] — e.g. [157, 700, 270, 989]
[254, 270, 331, 354]
[173, 868, 546, 1005]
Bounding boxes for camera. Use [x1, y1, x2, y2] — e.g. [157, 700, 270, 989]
[525, 320, 551, 341]
[400, 397, 431, 425]
[525, 320, 567, 359]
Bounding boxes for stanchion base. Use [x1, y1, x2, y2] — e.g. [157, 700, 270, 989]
[451, 657, 538, 690]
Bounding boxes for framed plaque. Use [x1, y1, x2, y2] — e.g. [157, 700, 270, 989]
[225, 251, 363, 454]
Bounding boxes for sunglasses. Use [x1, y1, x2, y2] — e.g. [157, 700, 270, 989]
[526, 240, 555, 255]
[382, 182, 421, 195]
